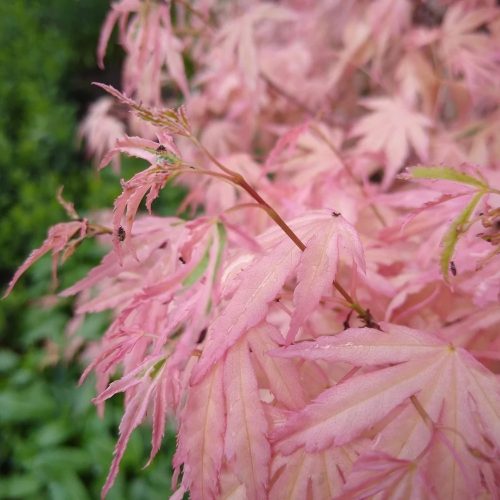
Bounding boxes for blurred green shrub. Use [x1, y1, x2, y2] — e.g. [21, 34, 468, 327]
[0, 1, 183, 497]
[0, 0, 115, 281]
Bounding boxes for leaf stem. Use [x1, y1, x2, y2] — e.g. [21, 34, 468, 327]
[189, 136, 378, 327]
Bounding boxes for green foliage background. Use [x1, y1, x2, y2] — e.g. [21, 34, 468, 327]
[0, 1, 182, 497]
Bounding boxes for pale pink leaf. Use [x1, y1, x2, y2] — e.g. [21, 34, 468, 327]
[269, 446, 357, 500]
[223, 339, 270, 500]
[264, 121, 310, 170]
[352, 97, 432, 188]
[276, 325, 443, 366]
[175, 364, 225, 500]
[101, 376, 156, 498]
[338, 451, 434, 500]
[3, 221, 86, 297]
[191, 240, 302, 385]
[248, 324, 307, 410]
[287, 214, 365, 344]
[272, 352, 446, 454]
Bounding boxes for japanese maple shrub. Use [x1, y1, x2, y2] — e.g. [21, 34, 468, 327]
[5, 1, 500, 498]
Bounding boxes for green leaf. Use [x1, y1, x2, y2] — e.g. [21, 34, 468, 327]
[440, 192, 484, 279]
[30, 447, 92, 477]
[47, 472, 90, 500]
[408, 166, 488, 190]
[0, 349, 19, 372]
[0, 384, 55, 423]
[0, 474, 41, 498]
[33, 420, 71, 447]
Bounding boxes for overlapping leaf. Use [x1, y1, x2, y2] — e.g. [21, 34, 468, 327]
[272, 325, 500, 497]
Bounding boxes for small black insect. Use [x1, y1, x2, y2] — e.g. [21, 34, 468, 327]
[332, 211, 341, 217]
[343, 310, 353, 330]
[156, 144, 166, 152]
[179, 256, 186, 264]
[368, 168, 384, 185]
[117, 226, 126, 242]
[197, 328, 207, 344]
[450, 261, 457, 277]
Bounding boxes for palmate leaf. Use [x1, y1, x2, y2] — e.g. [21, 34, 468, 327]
[351, 97, 432, 188]
[269, 446, 358, 500]
[272, 325, 500, 498]
[248, 323, 308, 411]
[191, 210, 365, 385]
[337, 451, 431, 499]
[176, 337, 271, 500]
[95, 83, 191, 135]
[287, 214, 365, 344]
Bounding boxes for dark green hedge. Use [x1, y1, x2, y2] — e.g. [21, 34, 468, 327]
[0, 2, 181, 497]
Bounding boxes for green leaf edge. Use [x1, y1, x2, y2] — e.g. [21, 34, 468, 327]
[440, 191, 484, 280]
[410, 166, 488, 190]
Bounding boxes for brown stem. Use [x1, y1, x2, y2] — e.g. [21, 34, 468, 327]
[236, 177, 307, 252]
[189, 137, 377, 326]
[172, 166, 236, 185]
[89, 223, 113, 235]
[189, 136, 239, 178]
[258, 75, 387, 228]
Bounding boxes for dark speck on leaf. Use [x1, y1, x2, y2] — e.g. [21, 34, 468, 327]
[368, 168, 384, 185]
[179, 256, 186, 264]
[197, 328, 207, 344]
[159, 242, 167, 249]
[332, 211, 340, 217]
[117, 226, 126, 242]
[156, 144, 166, 152]
[450, 261, 457, 276]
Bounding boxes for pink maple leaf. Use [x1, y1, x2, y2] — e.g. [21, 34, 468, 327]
[272, 324, 500, 497]
[269, 446, 359, 500]
[191, 210, 365, 385]
[174, 363, 226, 500]
[439, 2, 500, 97]
[94, 354, 167, 499]
[287, 213, 365, 344]
[111, 167, 170, 254]
[78, 97, 126, 172]
[338, 451, 434, 499]
[351, 97, 432, 188]
[98, 0, 189, 101]
[3, 220, 88, 298]
[223, 338, 271, 500]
